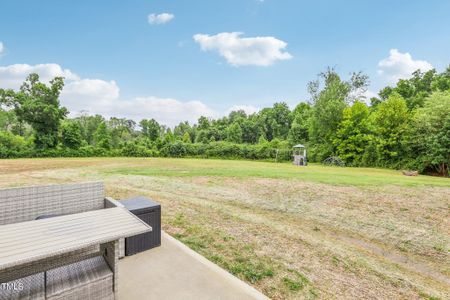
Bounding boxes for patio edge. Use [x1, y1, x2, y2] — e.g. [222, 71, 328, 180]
[162, 231, 270, 300]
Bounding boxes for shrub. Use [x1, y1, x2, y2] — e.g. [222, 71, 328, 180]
[0, 131, 32, 158]
[161, 141, 187, 157]
[120, 142, 154, 157]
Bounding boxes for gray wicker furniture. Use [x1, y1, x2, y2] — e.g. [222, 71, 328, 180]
[46, 256, 113, 300]
[0, 272, 45, 300]
[0, 182, 105, 226]
[0, 182, 152, 300]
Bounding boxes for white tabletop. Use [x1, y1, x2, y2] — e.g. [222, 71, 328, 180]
[0, 207, 151, 270]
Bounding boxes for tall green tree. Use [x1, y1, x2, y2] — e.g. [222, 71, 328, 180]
[226, 123, 243, 143]
[174, 121, 195, 141]
[108, 117, 136, 147]
[288, 102, 311, 144]
[334, 101, 371, 165]
[93, 122, 111, 149]
[140, 119, 161, 141]
[228, 110, 247, 123]
[0, 108, 28, 136]
[431, 66, 450, 91]
[0, 73, 67, 149]
[75, 113, 104, 145]
[182, 132, 192, 143]
[370, 92, 409, 166]
[197, 116, 210, 130]
[379, 67, 450, 110]
[257, 102, 292, 141]
[407, 91, 450, 175]
[61, 120, 83, 149]
[241, 117, 260, 144]
[308, 68, 369, 160]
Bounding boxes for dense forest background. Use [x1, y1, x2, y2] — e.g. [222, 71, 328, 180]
[0, 67, 449, 176]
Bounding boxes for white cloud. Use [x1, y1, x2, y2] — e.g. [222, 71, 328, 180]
[111, 97, 216, 126]
[148, 13, 174, 25]
[62, 81, 216, 125]
[61, 79, 121, 115]
[378, 49, 433, 82]
[0, 63, 79, 89]
[62, 80, 215, 126]
[0, 63, 217, 127]
[193, 32, 292, 66]
[227, 105, 259, 115]
[0, 42, 4, 56]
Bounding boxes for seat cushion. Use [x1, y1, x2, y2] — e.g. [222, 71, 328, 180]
[0, 272, 45, 300]
[46, 256, 113, 300]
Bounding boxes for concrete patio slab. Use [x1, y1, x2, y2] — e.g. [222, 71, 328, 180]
[118, 231, 269, 300]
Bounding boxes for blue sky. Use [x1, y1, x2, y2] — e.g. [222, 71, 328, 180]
[1, 0, 449, 125]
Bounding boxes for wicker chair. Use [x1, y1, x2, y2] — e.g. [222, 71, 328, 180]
[46, 256, 114, 300]
[0, 272, 45, 300]
[0, 182, 127, 300]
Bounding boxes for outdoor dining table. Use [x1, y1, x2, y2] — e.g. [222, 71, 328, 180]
[0, 207, 151, 285]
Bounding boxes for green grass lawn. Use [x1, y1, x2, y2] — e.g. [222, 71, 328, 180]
[106, 158, 449, 187]
[0, 157, 449, 299]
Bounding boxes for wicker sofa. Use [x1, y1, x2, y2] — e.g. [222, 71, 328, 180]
[0, 182, 127, 300]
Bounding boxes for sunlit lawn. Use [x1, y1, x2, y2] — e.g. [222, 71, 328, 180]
[106, 157, 449, 187]
[1, 157, 448, 299]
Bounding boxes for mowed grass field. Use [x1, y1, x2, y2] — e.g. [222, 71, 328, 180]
[0, 157, 448, 299]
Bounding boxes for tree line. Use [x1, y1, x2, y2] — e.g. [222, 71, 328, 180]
[0, 67, 449, 176]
